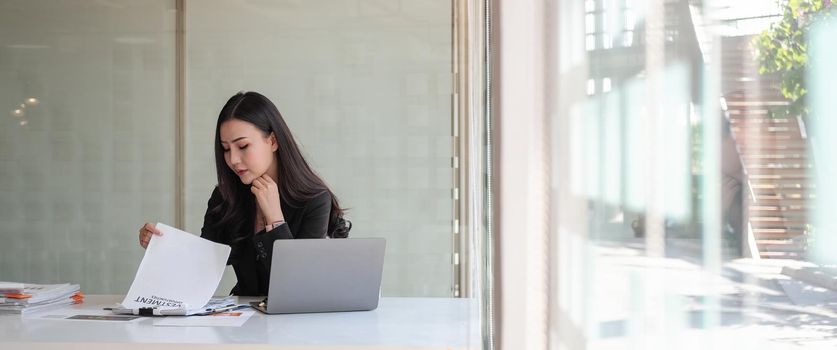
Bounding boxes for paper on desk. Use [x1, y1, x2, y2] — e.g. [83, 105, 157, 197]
[38, 308, 144, 323]
[121, 223, 230, 312]
[153, 309, 256, 327]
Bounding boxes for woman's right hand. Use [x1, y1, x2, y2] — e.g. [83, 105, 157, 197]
[138, 222, 162, 249]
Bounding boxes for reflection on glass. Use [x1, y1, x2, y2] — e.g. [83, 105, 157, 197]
[552, 0, 835, 348]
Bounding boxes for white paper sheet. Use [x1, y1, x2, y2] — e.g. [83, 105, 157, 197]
[121, 223, 230, 312]
[153, 309, 256, 327]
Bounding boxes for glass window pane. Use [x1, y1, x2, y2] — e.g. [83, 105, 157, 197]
[550, 0, 833, 348]
[586, 13, 597, 34]
[626, 10, 636, 30]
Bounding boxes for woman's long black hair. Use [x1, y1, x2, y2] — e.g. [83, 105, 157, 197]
[210, 91, 350, 240]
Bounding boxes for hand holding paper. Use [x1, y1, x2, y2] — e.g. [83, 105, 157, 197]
[121, 223, 230, 312]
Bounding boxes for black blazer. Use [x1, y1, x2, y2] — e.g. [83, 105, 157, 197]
[199, 187, 331, 296]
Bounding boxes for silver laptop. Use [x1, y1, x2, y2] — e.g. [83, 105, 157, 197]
[251, 238, 386, 314]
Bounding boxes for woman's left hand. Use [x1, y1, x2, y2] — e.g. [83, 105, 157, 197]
[251, 174, 284, 224]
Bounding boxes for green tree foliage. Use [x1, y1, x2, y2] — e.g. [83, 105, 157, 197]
[753, 0, 834, 118]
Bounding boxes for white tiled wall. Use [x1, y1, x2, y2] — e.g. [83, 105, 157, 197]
[0, 0, 453, 297]
[0, 0, 176, 293]
[185, 0, 455, 297]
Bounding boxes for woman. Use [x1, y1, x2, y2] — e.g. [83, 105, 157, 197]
[138, 91, 350, 296]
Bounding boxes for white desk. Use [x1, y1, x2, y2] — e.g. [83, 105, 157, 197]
[0, 295, 480, 350]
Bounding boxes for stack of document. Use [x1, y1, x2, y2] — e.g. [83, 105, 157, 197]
[0, 282, 84, 315]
